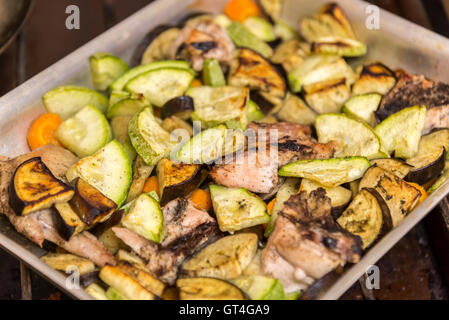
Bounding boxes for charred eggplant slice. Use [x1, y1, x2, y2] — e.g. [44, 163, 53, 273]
[161, 95, 194, 120]
[40, 253, 96, 275]
[337, 188, 393, 249]
[352, 62, 396, 96]
[359, 165, 421, 227]
[370, 159, 413, 179]
[177, 277, 246, 300]
[9, 157, 74, 216]
[156, 158, 203, 205]
[54, 202, 88, 240]
[70, 178, 117, 226]
[117, 261, 165, 297]
[228, 48, 286, 107]
[405, 129, 449, 184]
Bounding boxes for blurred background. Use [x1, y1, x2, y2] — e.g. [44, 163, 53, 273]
[0, 0, 448, 300]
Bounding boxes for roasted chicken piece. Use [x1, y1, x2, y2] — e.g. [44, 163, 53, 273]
[113, 198, 220, 285]
[261, 189, 362, 293]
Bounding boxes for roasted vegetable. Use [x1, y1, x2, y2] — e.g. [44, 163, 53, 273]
[337, 188, 393, 249]
[209, 185, 270, 233]
[116, 249, 147, 269]
[275, 94, 317, 125]
[156, 159, 203, 205]
[405, 129, 449, 184]
[315, 113, 384, 159]
[246, 100, 265, 122]
[181, 233, 258, 279]
[352, 62, 396, 96]
[188, 86, 249, 130]
[243, 16, 276, 42]
[342, 93, 382, 127]
[161, 95, 194, 120]
[10, 157, 74, 216]
[226, 21, 273, 58]
[85, 283, 108, 300]
[271, 39, 309, 73]
[117, 262, 165, 297]
[370, 158, 413, 179]
[374, 106, 426, 158]
[107, 92, 149, 119]
[54, 202, 88, 240]
[40, 253, 95, 275]
[202, 58, 226, 87]
[311, 37, 366, 57]
[303, 78, 350, 114]
[228, 48, 286, 107]
[126, 156, 155, 203]
[161, 116, 194, 137]
[359, 165, 421, 226]
[70, 178, 117, 226]
[121, 193, 165, 243]
[99, 265, 154, 300]
[177, 277, 246, 300]
[279, 157, 371, 188]
[299, 179, 352, 219]
[89, 53, 129, 91]
[232, 275, 285, 300]
[110, 116, 137, 163]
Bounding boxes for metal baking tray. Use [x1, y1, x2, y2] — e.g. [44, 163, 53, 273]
[0, 0, 449, 300]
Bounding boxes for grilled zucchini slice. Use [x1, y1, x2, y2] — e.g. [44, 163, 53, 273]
[10, 157, 74, 216]
[89, 53, 129, 91]
[99, 265, 154, 300]
[128, 107, 176, 165]
[311, 37, 366, 57]
[66, 140, 132, 207]
[85, 283, 108, 300]
[342, 93, 382, 127]
[359, 165, 421, 227]
[429, 164, 449, 193]
[316, 113, 384, 159]
[374, 106, 427, 158]
[121, 193, 164, 243]
[337, 188, 393, 249]
[110, 116, 137, 163]
[40, 253, 95, 275]
[188, 86, 249, 130]
[107, 92, 149, 119]
[202, 58, 226, 87]
[246, 100, 265, 122]
[139, 27, 181, 65]
[370, 158, 413, 179]
[405, 129, 449, 184]
[54, 202, 88, 240]
[243, 16, 276, 42]
[352, 62, 396, 96]
[156, 159, 203, 205]
[271, 39, 309, 73]
[299, 179, 352, 219]
[232, 275, 286, 300]
[177, 277, 246, 300]
[226, 22, 273, 58]
[279, 157, 371, 187]
[55, 105, 112, 158]
[209, 185, 270, 233]
[43, 85, 108, 120]
[275, 94, 317, 125]
[303, 78, 350, 114]
[125, 67, 195, 107]
[181, 233, 258, 280]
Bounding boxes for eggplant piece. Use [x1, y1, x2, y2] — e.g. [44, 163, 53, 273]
[161, 116, 194, 137]
[156, 158, 203, 205]
[352, 62, 396, 96]
[99, 265, 155, 300]
[358, 165, 421, 227]
[250, 90, 275, 115]
[405, 129, 449, 184]
[126, 156, 155, 203]
[9, 157, 75, 216]
[40, 253, 96, 275]
[271, 39, 309, 73]
[161, 95, 194, 120]
[181, 233, 258, 280]
[337, 188, 393, 249]
[131, 25, 180, 66]
[54, 202, 88, 240]
[117, 261, 166, 297]
[70, 178, 117, 227]
[93, 210, 125, 255]
[258, 0, 283, 22]
[370, 159, 413, 179]
[80, 271, 100, 288]
[228, 48, 287, 108]
[177, 12, 212, 27]
[177, 277, 246, 300]
[304, 78, 350, 114]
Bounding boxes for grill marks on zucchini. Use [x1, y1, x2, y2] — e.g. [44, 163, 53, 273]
[352, 62, 396, 96]
[10, 157, 74, 216]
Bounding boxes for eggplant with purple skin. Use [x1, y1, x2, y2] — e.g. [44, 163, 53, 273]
[370, 158, 413, 179]
[9, 157, 74, 216]
[161, 95, 194, 120]
[337, 188, 393, 249]
[70, 178, 117, 227]
[54, 202, 88, 240]
[405, 129, 449, 185]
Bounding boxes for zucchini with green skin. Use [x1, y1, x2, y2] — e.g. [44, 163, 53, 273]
[226, 22, 273, 58]
[138, 27, 181, 65]
[246, 100, 265, 122]
[429, 163, 449, 192]
[337, 188, 393, 249]
[342, 93, 382, 127]
[86, 283, 108, 300]
[106, 287, 129, 300]
[243, 16, 276, 42]
[56, 105, 112, 158]
[110, 116, 137, 163]
[110, 60, 191, 92]
[121, 193, 165, 243]
[276, 94, 317, 125]
[231, 275, 286, 300]
[90, 53, 129, 91]
[311, 37, 367, 57]
[274, 20, 300, 41]
[202, 58, 226, 87]
[352, 62, 396, 96]
[66, 140, 132, 207]
[43, 85, 108, 120]
[315, 113, 385, 159]
[188, 86, 249, 130]
[304, 77, 350, 114]
[177, 277, 246, 300]
[279, 157, 371, 187]
[374, 106, 427, 159]
[125, 67, 195, 107]
[107, 93, 150, 119]
[128, 107, 176, 166]
[161, 95, 194, 120]
[209, 185, 270, 233]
